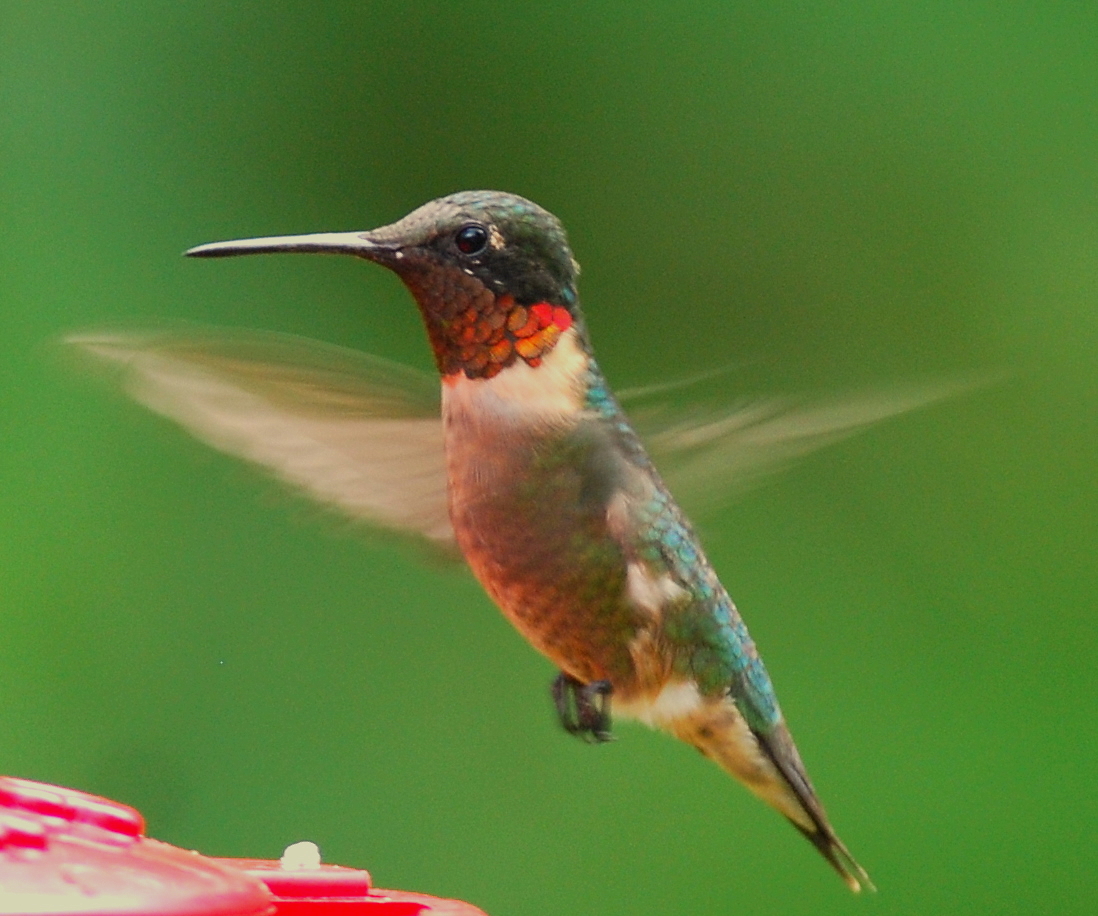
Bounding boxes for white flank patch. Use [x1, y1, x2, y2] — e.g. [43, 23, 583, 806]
[442, 327, 588, 424]
[604, 490, 631, 541]
[625, 562, 687, 618]
[615, 680, 703, 727]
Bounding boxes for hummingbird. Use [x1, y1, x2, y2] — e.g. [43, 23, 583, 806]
[69, 189, 939, 892]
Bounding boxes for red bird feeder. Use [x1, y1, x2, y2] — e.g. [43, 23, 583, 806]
[0, 776, 487, 916]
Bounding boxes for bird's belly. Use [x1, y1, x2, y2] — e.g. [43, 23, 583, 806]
[445, 428, 644, 686]
[452, 480, 643, 684]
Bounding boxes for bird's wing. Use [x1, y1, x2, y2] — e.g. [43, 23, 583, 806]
[65, 326, 455, 547]
[622, 376, 979, 515]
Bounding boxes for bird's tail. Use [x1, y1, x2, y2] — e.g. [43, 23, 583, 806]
[666, 698, 874, 892]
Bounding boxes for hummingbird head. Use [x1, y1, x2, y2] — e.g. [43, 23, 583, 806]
[187, 191, 584, 380]
[365, 191, 580, 306]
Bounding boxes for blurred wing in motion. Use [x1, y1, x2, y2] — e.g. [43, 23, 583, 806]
[623, 375, 978, 516]
[66, 326, 454, 546]
[66, 325, 981, 545]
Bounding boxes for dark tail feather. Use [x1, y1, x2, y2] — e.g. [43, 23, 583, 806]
[667, 699, 873, 891]
[788, 819, 875, 893]
[753, 723, 875, 893]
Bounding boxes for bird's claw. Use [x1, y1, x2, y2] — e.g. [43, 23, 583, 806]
[551, 672, 614, 743]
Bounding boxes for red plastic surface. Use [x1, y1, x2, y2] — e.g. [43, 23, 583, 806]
[0, 777, 273, 916]
[218, 860, 487, 916]
[0, 777, 488, 916]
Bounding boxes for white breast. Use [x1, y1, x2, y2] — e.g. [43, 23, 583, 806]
[441, 327, 589, 427]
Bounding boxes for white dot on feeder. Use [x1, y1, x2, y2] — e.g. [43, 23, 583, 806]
[280, 841, 322, 870]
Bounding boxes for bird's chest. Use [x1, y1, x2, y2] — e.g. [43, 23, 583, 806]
[442, 372, 611, 595]
[440, 333, 596, 555]
[440, 356, 640, 681]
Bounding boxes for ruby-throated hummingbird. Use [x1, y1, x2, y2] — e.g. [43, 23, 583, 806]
[70, 190, 964, 891]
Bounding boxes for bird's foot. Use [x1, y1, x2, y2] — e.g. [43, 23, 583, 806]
[551, 673, 614, 743]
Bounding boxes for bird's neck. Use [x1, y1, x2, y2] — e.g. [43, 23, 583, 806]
[440, 325, 592, 427]
[400, 270, 580, 381]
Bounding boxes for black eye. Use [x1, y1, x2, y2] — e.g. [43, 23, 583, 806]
[455, 224, 489, 255]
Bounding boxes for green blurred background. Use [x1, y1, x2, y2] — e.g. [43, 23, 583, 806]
[3, 3, 1097, 913]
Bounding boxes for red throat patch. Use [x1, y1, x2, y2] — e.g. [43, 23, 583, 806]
[438, 293, 574, 380]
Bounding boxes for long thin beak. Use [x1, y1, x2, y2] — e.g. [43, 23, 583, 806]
[185, 231, 388, 259]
